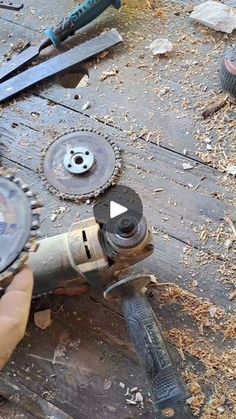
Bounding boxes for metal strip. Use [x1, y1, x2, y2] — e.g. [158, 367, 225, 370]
[0, 46, 40, 84]
[0, 29, 122, 103]
[0, 1, 23, 10]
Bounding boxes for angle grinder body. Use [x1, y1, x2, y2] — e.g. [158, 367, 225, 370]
[28, 215, 153, 296]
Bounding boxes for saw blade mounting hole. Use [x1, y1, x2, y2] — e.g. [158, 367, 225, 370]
[74, 156, 84, 165]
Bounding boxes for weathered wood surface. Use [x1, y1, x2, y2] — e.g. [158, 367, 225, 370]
[0, 1, 235, 418]
[1, 295, 194, 419]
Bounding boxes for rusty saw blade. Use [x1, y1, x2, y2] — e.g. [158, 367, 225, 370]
[40, 129, 122, 202]
[0, 29, 122, 103]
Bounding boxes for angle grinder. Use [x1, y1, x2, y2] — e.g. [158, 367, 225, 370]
[0, 170, 187, 418]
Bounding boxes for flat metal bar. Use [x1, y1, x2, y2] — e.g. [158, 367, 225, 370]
[0, 46, 40, 83]
[0, 1, 23, 10]
[0, 29, 122, 103]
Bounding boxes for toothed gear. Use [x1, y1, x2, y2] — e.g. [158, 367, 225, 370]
[39, 129, 122, 202]
[0, 169, 41, 288]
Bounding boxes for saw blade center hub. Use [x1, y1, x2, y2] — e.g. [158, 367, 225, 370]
[64, 147, 95, 174]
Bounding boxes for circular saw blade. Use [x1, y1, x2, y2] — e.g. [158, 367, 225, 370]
[0, 170, 41, 287]
[40, 129, 122, 201]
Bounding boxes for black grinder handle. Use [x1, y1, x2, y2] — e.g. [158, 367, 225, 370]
[122, 293, 186, 413]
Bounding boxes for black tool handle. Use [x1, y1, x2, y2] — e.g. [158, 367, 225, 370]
[122, 293, 186, 413]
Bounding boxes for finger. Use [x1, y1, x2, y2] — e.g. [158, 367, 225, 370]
[0, 267, 33, 366]
[6, 266, 33, 293]
[0, 267, 33, 328]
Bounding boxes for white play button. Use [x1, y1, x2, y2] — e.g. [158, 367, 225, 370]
[110, 200, 128, 219]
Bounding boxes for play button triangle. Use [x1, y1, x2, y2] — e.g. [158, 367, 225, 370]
[110, 200, 128, 219]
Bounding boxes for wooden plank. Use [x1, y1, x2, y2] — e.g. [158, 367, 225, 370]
[1, 1, 235, 161]
[0, 372, 72, 418]
[0, 399, 35, 419]
[3, 295, 176, 419]
[2, 287, 234, 419]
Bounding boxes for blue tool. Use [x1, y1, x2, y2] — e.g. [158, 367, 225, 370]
[45, 0, 121, 48]
[0, 0, 121, 83]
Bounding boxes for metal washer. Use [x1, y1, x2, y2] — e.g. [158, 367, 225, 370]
[64, 146, 95, 174]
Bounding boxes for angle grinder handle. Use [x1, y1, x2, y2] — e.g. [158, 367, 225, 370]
[121, 293, 186, 415]
[45, 0, 121, 48]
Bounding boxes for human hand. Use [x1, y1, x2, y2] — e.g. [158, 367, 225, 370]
[0, 267, 33, 368]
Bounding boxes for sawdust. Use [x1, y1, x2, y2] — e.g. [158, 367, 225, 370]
[183, 367, 236, 418]
[184, 370, 206, 416]
[167, 328, 236, 378]
[157, 284, 235, 338]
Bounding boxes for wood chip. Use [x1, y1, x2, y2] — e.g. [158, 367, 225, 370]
[34, 309, 51, 330]
[126, 399, 137, 405]
[202, 98, 227, 118]
[82, 101, 90, 111]
[100, 69, 118, 81]
[209, 307, 217, 318]
[135, 391, 144, 403]
[183, 162, 193, 170]
[103, 378, 112, 390]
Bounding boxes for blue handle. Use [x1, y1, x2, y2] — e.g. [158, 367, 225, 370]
[45, 0, 121, 48]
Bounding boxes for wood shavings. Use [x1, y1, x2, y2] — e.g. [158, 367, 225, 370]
[103, 378, 112, 390]
[167, 328, 236, 379]
[183, 162, 193, 170]
[200, 228, 209, 243]
[226, 164, 236, 177]
[225, 218, 236, 241]
[135, 391, 144, 403]
[183, 370, 205, 416]
[4, 40, 30, 60]
[202, 98, 227, 119]
[157, 284, 236, 338]
[126, 389, 144, 407]
[223, 317, 236, 339]
[126, 399, 137, 405]
[50, 206, 67, 222]
[229, 290, 236, 301]
[100, 69, 119, 81]
[209, 307, 217, 318]
[191, 280, 198, 288]
[82, 101, 90, 111]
